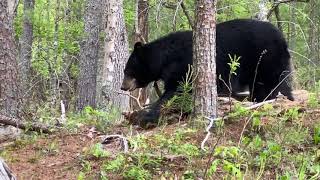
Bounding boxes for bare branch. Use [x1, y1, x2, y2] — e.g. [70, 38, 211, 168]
[116, 91, 143, 109]
[181, 1, 194, 29]
[201, 116, 218, 151]
[267, 0, 310, 18]
[0, 114, 52, 133]
[162, 1, 194, 30]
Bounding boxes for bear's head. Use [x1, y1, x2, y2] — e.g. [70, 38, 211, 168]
[121, 42, 154, 91]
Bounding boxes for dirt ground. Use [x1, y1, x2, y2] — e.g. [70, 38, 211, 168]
[1, 90, 319, 179]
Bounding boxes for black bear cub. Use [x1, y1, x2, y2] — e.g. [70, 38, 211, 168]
[121, 19, 294, 124]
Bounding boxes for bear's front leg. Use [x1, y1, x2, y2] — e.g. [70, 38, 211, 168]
[137, 90, 176, 127]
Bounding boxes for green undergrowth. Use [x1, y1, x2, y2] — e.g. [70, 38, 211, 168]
[2, 89, 319, 179]
[74, 100, 320, 179]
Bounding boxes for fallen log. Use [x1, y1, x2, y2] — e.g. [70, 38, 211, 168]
[0, 114, 52, 134]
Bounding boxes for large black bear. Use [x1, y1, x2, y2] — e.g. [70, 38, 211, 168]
[121, 19, 294, 123]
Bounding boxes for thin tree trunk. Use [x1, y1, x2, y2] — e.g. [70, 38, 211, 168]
[130, 0, 149, 110]
[289, 1, 298, 89]
[257, 0, 268, 21]
[274, 0, 283, 33]
[193, 0, 217, 118]
[0, 1, 20, 117]
[308, 0, 319, 85]
[19, 0, 34, 98]
[45, 0, 56, 108]
[308, 0, 319, 66]
[60, 0, 71, 111]
[101, 0, 130, 111]
[76, 0, 104, 111]
[50, 0, 61, 107]
[0, 157, 16, 180]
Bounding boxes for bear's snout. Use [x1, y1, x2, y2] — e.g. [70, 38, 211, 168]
[121, 76, 137, 91]
[120, 85, 128, 91]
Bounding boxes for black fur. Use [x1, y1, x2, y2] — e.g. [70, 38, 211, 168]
[122, 19, 294, 124]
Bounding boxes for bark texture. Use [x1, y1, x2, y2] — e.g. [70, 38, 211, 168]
[130, 0, 149, 110]
[0, 1, 20, 117]
[0, 114, 51, 134]
[101, 0, 130, 111]
[76, 0, 104, 111]
[257, 0, 268, 21]
[19, 0, 34, 93]
[193, 0, 217, 117]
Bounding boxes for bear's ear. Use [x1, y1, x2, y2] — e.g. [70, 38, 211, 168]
[134, 42, 144, 58]
[134, 42, 143, 50]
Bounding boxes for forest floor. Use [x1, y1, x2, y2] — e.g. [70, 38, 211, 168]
[1, 90, 320, 179]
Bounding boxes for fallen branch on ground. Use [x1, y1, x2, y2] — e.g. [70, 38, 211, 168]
[101, 134, 129, 153]
[0, 114, 52, 134]
[245, 99, 276, 110]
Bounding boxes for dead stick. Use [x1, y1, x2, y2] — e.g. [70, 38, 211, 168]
[0, 114, 52, 133]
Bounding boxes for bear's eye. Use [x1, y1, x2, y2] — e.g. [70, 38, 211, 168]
[124, 69, 133, 76]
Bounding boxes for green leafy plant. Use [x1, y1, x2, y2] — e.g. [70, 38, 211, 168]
[163, 65, 194, 114]
[68, 106, 121, 132]
[42, 140, 59, 156]
[283, 107, 301, 121]
[103, 154, 125, 172]
[170, 143, 200, 158]
[77, 172, 85, 180]
[308, 93, 319, 108]
[123, 165, 151, 180]
[85, 143, 110, 159]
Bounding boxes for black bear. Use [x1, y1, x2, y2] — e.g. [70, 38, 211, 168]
[121, 19, 294, 123]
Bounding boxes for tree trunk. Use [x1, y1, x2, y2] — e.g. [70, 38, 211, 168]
[257, 0, 268, 21]
[130, 0, 149, 110]
[308, 0, 319, 66]
[101, 0, 130, 111]
[0, 1, 20, 117]
[274, 0, 283, 33]
[288, 1, 298, 89]
[0, 158, 16, 180]
[19, 0, 34, 97]
[193, 0, 217, 118]
[7, 0, 18, 19]
[76, 0, 104, 111]
[49, 0, 61, 108]
[308, 0, 320, 86]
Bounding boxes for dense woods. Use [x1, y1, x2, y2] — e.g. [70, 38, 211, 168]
[0, 0, 319, 179]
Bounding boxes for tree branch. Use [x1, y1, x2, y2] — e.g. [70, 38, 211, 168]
[0, 114, 52, 134]
[180, 1, 194, 29]
[267, 0, 310, 19]
[162, 1, 194, 30]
